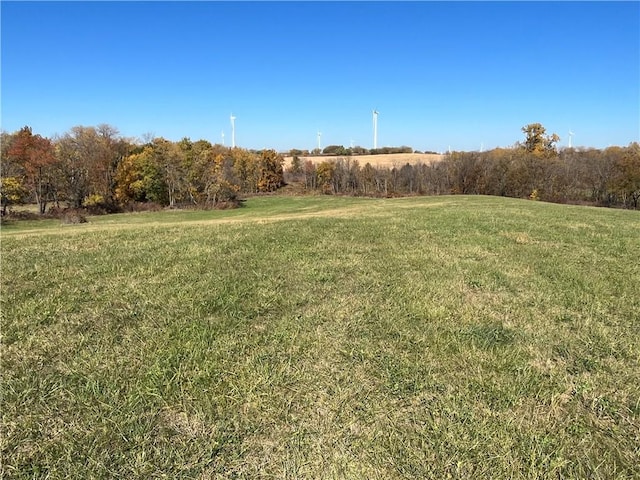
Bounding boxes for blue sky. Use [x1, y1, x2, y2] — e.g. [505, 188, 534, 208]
[2, 1, 639, 152]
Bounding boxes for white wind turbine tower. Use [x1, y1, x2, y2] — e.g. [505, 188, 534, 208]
[568, 130, 574, 148]
[317, 131, 322, 151]
[221, 130, 225, 146]
[372, 109, 379, 149]
[230, 114, 236, 148]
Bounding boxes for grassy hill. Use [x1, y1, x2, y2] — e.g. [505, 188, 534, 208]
[2, 196, 639, 478]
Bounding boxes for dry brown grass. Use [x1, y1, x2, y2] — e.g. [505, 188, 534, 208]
[284, 152, 444, 169]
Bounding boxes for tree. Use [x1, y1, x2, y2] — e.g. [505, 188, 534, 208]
[613, 143, 640, 208]
[55, 130, 91, 208]
[95, 124, 131, 207]
[521, 123, 560, 156]
[288, 155, 303, 174]
[322, 145, 349, 156]
[351, 146, 369, 155]
[331, 158, 359, 193]
[257, 149, 285, 192]
[202, 151, 240, 205]
[398, 163, 415, 193]
[115, 146, 166, 205]
[360, 163, 376, 195]
[303, 160, 317, 190]
[1, 131, 26, 214]
[231, 147, 260, 193]
[152, 138, 185, 207]
[6, 126, 57, 214]
[55, 125, 129, 209]
[316, 160, 336, 194]
[0, 176, 28, 215]
[447, 152, 482, 194]
[484, 148, 514, 197]
[180, 139, 215, 204]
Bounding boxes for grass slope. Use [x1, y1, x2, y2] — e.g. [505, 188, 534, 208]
[2, 196, 639, 479]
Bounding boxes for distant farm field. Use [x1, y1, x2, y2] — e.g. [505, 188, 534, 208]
[283, 152, 443, 168]
[2, 196, 639, 478]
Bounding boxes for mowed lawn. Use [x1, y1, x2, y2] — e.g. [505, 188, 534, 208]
[1, 196, 639, 479]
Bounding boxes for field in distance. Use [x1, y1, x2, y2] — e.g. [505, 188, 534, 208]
[283, 152, 444, 168]
[2, 195, 639, 478]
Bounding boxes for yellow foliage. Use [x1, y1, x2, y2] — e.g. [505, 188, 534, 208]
[0, 176, 27, 203]
[84, 194, 104, 206]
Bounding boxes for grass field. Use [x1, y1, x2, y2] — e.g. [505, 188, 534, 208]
[2, 195, 639, 478]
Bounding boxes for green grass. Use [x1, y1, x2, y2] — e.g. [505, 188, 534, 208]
[2, 195, 639, 478]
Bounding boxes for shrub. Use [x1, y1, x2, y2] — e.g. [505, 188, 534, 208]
[61, 209, 87, 224]
[84, 194, 104, 207]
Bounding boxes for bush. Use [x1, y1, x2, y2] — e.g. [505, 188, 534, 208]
[61, 209, 87, 224]
[213, 199, 242, 210]
[84, 194, 104, 207]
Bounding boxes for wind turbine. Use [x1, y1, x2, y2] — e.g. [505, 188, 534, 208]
[372, 109, 379, 150]
[317, 131, 322, 151]
[230, 114, 236, 148]
[221, 130, 225, 146]
[568, 130, 574, 148]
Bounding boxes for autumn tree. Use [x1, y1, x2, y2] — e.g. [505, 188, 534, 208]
[115, 146, 167, 205]
[55, 125, 129, 208]
[303, 160, 317, 190]
[55, 128, 93, 208]
[95, 124, 131, 206]
[152, 138, 185, 207]
[333, 158, 360, 193]
[257, 149, 285, 192]
[0, 176, 28, 215]
[521, 123, 560, 156]
[1, 131, 25, 214]
[612, 143, 640, 208]
[446, 152, 482, 194]
[232, 147, 260, 193]
[179, 139, 216, 205]
[398, 163, 415, 193]
[484, 148, 516, 197]
[360, 163, 376, 195]
[316, 160, 337, 194]
[5, 126, 57, 214]
[202, 151, 240, 205]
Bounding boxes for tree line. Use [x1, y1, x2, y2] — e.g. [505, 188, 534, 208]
[1, 123, 639, 215]
[290, 124, 640, 209]
[0, 125, 285, 215]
